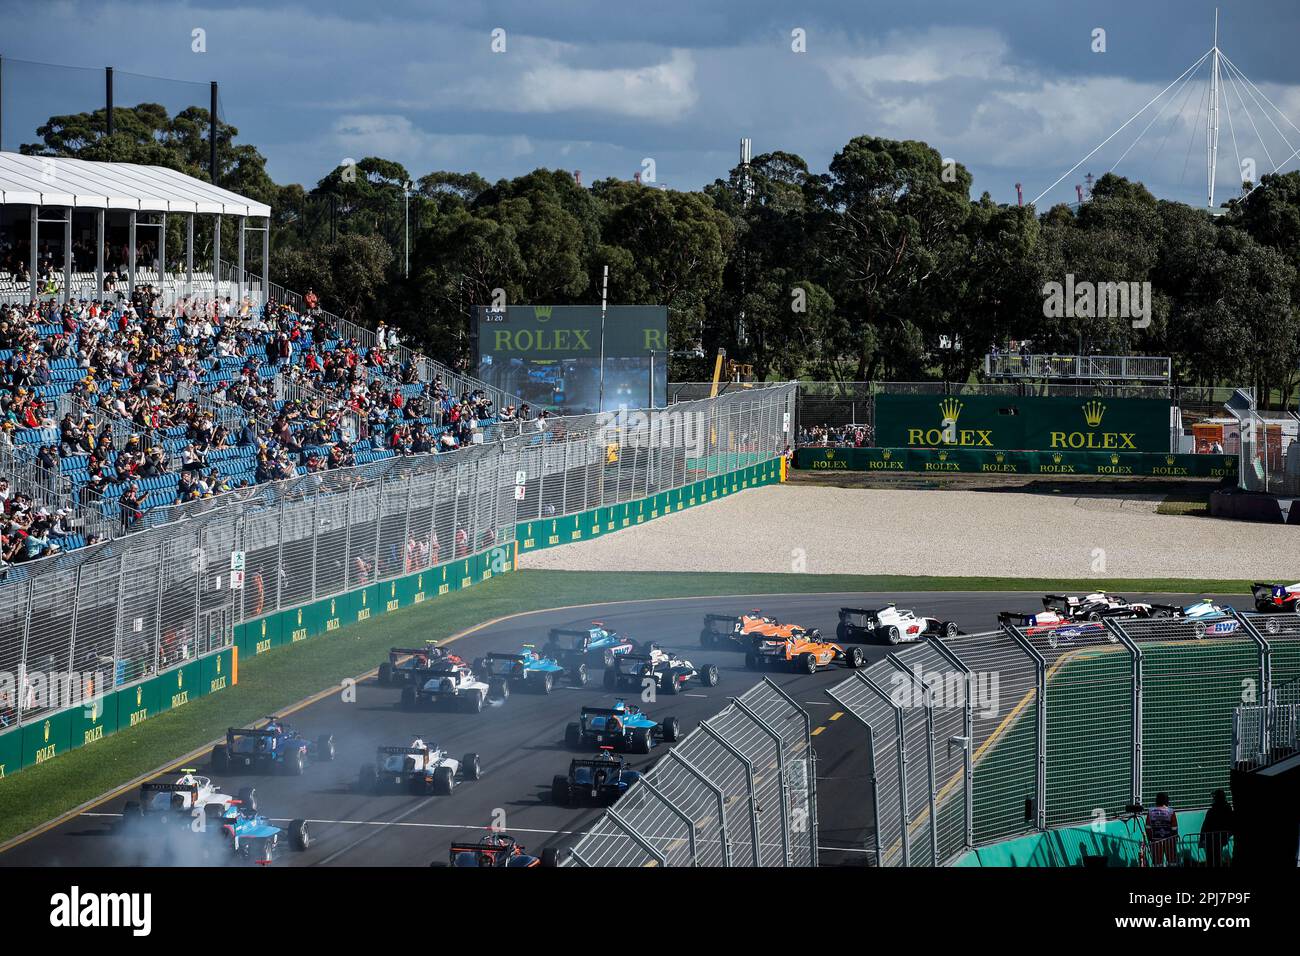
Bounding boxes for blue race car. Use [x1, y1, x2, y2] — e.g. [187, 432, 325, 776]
[216, 801, 311, 864]
[1180, 600, 1242, 635]
[211, 717, 336, 775]
[564, 699, 680, 754]
[473, 646, 587, 695]
[552, 748, 642, 806]
[543, 623, 637, 668]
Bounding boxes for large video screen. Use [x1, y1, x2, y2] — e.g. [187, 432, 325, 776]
[472, 305, 669, 414]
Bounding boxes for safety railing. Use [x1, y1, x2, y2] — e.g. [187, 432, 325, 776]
[826, 608, 1300, 865]
[562, 678, 815, 867]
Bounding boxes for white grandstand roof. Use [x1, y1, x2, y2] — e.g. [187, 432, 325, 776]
[0, 151, 270, 217]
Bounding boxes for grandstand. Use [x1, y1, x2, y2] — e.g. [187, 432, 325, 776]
[0, 152, 523, 575]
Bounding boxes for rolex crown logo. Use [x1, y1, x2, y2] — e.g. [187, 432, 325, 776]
[826, 450, 834, 459]
[995, 452, 1005, 463]
[1052, 452, 1062, 463]
[137, 687, 143, 706]
[533, 305, 553, 322]
[938, 450, 948, 461]
[882, 449, 891, 460]
[1110, 453, 1120, 464]
[44, 720, 51, 742]
[1082, 400, 1106, 427]
[938, 397, 963, 423]
[1166, 455, 1175, 465]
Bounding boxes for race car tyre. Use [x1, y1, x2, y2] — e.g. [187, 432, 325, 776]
[570, 664, 588, 687]
[487, 679, 508, 702]
[473, 657, 485, 674]
[1087, 611, 1101, 622]
[533, 671, 554, 695]
[210, 744, 229, 772]
[845, 645, 864, 669]
[700, 629, 713, 649]
[565, 722, 583, 750]
[541, 847, 560, 868]
[943, 621, 959, 638]
[701, 664, 720, 687]
[432, 766, 455, 795]
[464, 690, 485, 713]
[799, 652, 818, 675]
[886, 626, 902, 645]
[378, 662, 393, 685]
[836, 623, 850, 643]
[289, 818, 310, 851]
[745, 653, 761, 670]
[603, 667, 618, 690]
[630, 728, 653, 754]
[357, 764, 375, 792]
[286, 749, 306, 775]
[237, 786, 258, 814]
[660, 672, 678, 695]
[400, 686, 417, 709]
[542, 644, 560, 662]
[551, 775, 572, 806]
[660, 716, 681, 742]
[461, 753, 481, 780]
[203, 802, 226, 827]
[601, 649, 616, 668]
[318, 734, 336, 761]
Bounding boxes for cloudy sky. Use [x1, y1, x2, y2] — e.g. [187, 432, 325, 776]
[3, 0, 1299, 208]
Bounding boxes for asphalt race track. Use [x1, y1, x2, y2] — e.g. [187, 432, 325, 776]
[0, 590, 1231, 867]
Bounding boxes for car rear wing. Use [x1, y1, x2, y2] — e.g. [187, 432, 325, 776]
[548, 628, 592, 640]
[1251, 583, 1280, 602]
[483, 652, 527, 662]
[997, 611, 1033, 626]
[1147, 602, 1183, 616]
[702, 613, 741, 629]
[580, 706, 626, 719]
[141, 781, 198, 793]
[1041, 595, 1077, 612]
[388, 646, 432, 657]
[570, 757, 625, 770]
[228, 727, 279, 737]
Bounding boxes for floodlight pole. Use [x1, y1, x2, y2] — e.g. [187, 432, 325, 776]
[105, 67, 114, 138]
[403, 182, 411, 279]
[598, 263, 609, 413]
[210, 81, 219, 187]
[1208, 9, 1221, 208]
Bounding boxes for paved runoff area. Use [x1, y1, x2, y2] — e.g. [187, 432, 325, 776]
[519, 485, 1297, 580]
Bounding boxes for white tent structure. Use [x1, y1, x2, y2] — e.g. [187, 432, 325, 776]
[0, 150, 270, 305]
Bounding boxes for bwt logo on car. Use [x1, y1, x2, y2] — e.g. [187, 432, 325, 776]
[49, 886, 151, 936]
[888, 665, 1001, 719]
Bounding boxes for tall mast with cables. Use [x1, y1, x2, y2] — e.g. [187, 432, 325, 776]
[1207, 9, 1221, 208]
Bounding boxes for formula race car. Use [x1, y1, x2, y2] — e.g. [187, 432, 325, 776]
[1251, 582, 1300, 614]
[837, 605, 959, 644]
[377, 641, 463, 685]
[602, 647, 719, 695]
[564, 699, 680, 754]
[699, 611, 787, 649]
[552, 748, 642, 806]
[542, 623, 638, 667]
[357, 738, 481, 795]
[1042, 593, 1178, 621]
[998, 608, 1108, 638]
[1180, 600, 1243, 635]
[117, 771, 257, 829]
[211, 718, 336, 775]
[473, 646, 587, 695]
[400, 660, 495, 712]
[218, 801, 311, 864]
[746, 629, 864, 673]
[436, 833, 559, 868]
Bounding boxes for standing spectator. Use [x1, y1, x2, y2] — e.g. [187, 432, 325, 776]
[1146, 792, 1179, 866]
[119, 482, 144, 531]
[1199, 789, 1235, 866]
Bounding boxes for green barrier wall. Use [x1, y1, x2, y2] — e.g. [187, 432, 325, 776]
[795, 447, 1238, 479]
[515, 458, 783, 554]
[956, 810, 1211, 867]
[875, 393, 1172, 452]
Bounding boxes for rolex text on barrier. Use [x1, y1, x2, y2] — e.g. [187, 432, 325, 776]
[874, 394, 1173, 452]
[794, 447, 1238, 479]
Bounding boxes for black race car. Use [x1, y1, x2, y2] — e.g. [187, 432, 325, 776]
[601, 647, 719, 695]
[551, 749, 642, 806]
[435, 833, 559, 867]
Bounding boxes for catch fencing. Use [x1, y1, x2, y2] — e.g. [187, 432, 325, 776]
[561, 679, 816, 867]
[0, 385, 796, 732]
[827, 610, 1300, 865]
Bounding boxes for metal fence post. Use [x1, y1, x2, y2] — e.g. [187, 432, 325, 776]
[634, 776, 699, 865]
[17, 577, 35, 725]
[1105, 619, 1144, 808]
[886, 653, 939, 863]
[826, 684, 884, 866]
[274, 492, 286, 612]
[309, 489, 320, 601]
[667, 749, 731, 866]
[343, 482, 354, 589]
[926, 636, 975, 852]
[698, 722, 761, 865]
[1002, 624, 1047, 829]
[856, 669, 910, 864]
[67, 564, 83, 679]
[604, 806, 668, 866]
[1232, 610, 1273, 704]
[567, 847, 593, 867]
[193, 527, 203, 655]
[732, 695, 792, 866]
[759, 676, 819, 866]
[152, 538, 166, 673]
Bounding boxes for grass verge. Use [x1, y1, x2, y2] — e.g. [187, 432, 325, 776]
[0, 568, 1254, 846]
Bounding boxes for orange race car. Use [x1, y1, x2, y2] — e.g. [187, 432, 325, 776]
[700, 611, 799, 649]
[745, 627, 864, 674]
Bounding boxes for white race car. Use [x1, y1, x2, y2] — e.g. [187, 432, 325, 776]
[838, 605, 959, 644]
[120, 770, 257, 827]
[358, 738, 482, 795]
[400, 661, 495, 712]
